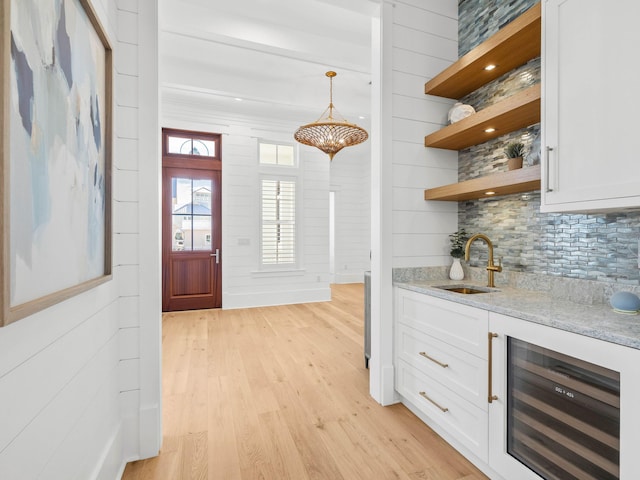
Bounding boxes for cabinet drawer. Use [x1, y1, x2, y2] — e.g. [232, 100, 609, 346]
[396, 359, 488, 462]
[396, 288, 488, 358]
[396, 322, 487, 410]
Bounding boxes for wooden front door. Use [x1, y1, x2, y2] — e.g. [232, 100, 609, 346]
[162, 129, 222, 311]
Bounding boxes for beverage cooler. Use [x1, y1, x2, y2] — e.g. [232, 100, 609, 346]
[506, 337, 619, 480]
[488, 313, 640, 480]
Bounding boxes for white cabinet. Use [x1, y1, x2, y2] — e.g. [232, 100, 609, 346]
[394, 289, 640, 480]
[393, 288, 489, 462]
[541, 0, 640, 212]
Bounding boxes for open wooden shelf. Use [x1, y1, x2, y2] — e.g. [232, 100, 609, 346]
[424, 165, 541, 201]
[422, 3, 542, 202]
[424, 3, 541, 99]
[425, 84, 540, 150]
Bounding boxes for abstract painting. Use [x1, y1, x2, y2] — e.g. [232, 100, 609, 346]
[1, 0, 112, 326]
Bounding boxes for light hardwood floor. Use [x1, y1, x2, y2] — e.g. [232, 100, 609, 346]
[122, 284, 488, 480]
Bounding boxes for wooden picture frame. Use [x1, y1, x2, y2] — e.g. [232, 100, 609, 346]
[0, 0, 113, 326]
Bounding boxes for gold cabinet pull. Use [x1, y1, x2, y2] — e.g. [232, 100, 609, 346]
[419, 391, 449, 412]
[488, 332, 499, 403]
[418, 351, 449, 368]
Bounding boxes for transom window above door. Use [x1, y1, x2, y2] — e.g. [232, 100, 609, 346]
[163, 129, 221, 160]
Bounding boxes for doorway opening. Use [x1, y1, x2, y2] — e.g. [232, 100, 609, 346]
[329, 191, 336, 283]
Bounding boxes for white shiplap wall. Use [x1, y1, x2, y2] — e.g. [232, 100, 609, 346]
[120, 0, 162, 465]
[222, 132, 332, 308]
[391, 0, 459, 268]
[330, 145, 371, 284]
[0, 1, 160, 478]
[221, 127, 331, 308]
[369, 0, 458, 404]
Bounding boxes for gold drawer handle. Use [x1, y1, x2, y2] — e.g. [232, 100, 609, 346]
[419, 351, 449, 368]
[419, 391, 449, 412]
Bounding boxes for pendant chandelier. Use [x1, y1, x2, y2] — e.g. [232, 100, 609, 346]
[294, 71, 368, 160]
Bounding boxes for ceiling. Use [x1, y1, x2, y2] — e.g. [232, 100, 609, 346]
[159, 0, 376, 127]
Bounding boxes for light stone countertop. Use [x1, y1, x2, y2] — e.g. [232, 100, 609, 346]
[394, 276, 640, 351]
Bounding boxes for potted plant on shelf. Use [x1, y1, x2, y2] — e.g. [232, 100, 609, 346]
[448, 229, 468, 280]
[505, 142, 526, 170]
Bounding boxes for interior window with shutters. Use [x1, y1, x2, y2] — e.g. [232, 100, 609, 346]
[258, 140, 299, 268]
[261, 178, 296, 265]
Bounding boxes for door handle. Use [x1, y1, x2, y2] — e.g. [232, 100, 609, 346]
[210, 248, 220, 264]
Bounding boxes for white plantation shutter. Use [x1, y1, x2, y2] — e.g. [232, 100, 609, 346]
[261, 179, 296, 265]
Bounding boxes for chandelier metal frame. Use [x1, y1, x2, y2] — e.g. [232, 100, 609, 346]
[294, 71, 368, 160]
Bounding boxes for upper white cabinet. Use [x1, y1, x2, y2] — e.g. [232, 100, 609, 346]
[541, 0, 640, 212]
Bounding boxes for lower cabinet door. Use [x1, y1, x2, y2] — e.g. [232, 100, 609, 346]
[396, 359, 488, 462]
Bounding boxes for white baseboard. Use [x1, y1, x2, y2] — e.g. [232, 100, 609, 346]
[223, 287, 331, 309]
[380, 364, 400, 406]
[333, 272, 367, 284]
[108, 403, 161, 479]
[93, 423, 124, 480]
[138, 403, 162, 459]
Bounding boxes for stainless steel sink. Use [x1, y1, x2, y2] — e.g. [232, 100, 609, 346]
[434, 284, 496, 294]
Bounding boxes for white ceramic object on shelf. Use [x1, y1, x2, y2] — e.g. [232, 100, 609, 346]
[449, 257, 464, 280]
[447, 102, 476, 124]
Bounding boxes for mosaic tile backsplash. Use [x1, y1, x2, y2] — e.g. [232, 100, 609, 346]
[456, 0, 640, 285]
[459, 0, 537, 57]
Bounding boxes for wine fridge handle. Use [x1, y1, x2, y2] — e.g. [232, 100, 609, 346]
[488, 332, 499, 403]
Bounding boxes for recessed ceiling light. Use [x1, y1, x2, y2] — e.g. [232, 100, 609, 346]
[359, 116, 366, 120]
[485, 127, 496, 133]
[484, 64, 496, 71]
[485, 191, 496, 195]
[234, 97, 243, 102]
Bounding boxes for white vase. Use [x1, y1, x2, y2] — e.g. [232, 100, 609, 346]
[449, 257, 464, 281]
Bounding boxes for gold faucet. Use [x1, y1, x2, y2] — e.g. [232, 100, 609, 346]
[464, 233, 502, 288]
